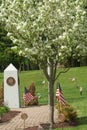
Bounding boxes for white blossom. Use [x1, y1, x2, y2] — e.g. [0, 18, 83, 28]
[13, 39, 18, 44]
[7, 32, 12, 37]
[61, 46, 67, 49]
[25, 48, 29, 51]
[0, 0, 86, 66]
[59, 35, 63, 39]
[78, 54, 80, 56]
[59, 52, 62, 56]
[11, 46, 17, 50]
[17, 25, 21, 30]
[76, 45, 80, 49]
[19, 50, 23, 56]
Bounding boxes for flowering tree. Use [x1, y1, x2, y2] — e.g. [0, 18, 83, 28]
[0, 0, 86, 127]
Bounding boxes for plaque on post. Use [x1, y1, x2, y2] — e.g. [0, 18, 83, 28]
[4, 63, 20, 108]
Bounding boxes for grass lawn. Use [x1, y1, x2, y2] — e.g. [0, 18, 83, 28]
[0, 66, 87, 130]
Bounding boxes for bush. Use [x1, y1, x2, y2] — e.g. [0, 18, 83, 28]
[56, 103, 77, 123]
[0, 106, 10, 117]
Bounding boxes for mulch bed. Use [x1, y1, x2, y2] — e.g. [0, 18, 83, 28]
[0, 111, 77, 130]
[24, 122, 76, 130]
[0, 110, 20, 123]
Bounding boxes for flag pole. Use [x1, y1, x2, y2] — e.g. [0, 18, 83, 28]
[47, 59, 50, 105]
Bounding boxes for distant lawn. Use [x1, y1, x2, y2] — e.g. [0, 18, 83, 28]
[0, 66, 87, 130]
[19, 67, 87, 106]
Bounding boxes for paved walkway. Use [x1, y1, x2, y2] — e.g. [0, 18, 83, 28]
[0, 105, 58, 130]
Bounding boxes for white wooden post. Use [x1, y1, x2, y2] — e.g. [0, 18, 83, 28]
[4, 63, 20, 108]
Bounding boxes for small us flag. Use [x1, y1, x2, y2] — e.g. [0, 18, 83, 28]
[56, 82, 66, 105]
[23, 87, 34, 104]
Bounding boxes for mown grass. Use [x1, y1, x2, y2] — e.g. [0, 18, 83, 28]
[0, 66, 87, 130]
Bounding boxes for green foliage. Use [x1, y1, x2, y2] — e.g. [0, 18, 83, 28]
[0, 22, 19, 71]
[3, 105, 10, 112]
[0, 106, 10, 116]
[0, 23, 12, 47]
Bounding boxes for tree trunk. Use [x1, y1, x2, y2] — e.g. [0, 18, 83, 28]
[48, 80, 54, 128]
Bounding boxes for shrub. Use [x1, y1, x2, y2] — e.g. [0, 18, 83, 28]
[0, 106, 10, 117]
[56, 103, 77, 123]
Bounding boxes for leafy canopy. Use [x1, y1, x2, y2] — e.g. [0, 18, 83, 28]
[0, 0, 86, 68]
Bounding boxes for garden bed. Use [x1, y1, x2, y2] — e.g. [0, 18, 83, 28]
[0, 111, 76, 130]
[0, 110, 20, 123]
[24, 122, 76, 130]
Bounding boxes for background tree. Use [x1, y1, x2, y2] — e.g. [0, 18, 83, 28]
[0, 21, 39, 71]
[0, 22, 20, 71]
[0, 0, 86, 127]
[0, 22, 12, 70]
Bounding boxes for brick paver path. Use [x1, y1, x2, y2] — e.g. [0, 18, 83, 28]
[0, 105, 57, 130]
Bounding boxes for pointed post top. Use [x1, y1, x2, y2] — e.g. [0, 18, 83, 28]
[4, 63, 17, 71]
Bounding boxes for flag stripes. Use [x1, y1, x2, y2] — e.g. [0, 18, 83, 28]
[56, 89, 65, 105]
[56, 82, 66, 105]
[23, 92, 34, 103]
[23, 87, 34, 104]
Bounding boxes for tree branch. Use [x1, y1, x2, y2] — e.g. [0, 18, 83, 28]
[55, 67, 70, 81]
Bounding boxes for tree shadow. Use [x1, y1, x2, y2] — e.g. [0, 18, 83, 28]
[77, 116, 87, 125]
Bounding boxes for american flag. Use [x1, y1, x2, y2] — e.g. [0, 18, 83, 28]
[23, 87, 34, 104]
[56, 82, 66, 105]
